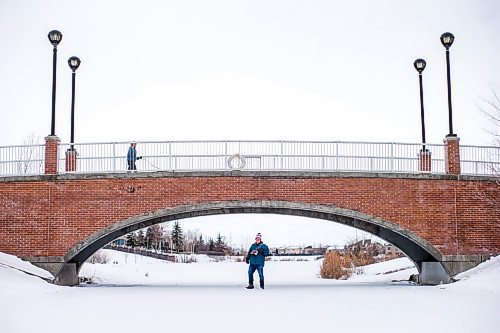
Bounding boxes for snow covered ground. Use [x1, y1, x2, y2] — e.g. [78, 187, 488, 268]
[1, 250, 499, 333]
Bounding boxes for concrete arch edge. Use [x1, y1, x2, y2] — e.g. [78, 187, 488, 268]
[35, 201, 450, 285]
[66, 200, 443, 263]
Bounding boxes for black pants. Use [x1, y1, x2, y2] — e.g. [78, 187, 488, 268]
[127, 160, 136, 170]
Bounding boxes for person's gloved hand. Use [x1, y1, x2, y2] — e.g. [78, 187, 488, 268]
[245, 258, 249, 264]
[138, 156, 143, 160]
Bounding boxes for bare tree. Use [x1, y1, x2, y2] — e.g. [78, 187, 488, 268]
[183, 229, 200, 253]
[17, 134, 43, 174]
[146, 225, 164, 251]
[479, 90, 500, 147]
[476, 89, 500, 213]
[87, 250, 110, 264]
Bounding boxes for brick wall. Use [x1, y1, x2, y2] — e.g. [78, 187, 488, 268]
[444, 136, 461, 175]
[0, 173, 499, 258]
[44, 136, 60, 175]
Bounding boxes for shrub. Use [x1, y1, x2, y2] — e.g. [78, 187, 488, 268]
[320, 251, 353, 279]
[177, 254, 197, 263]
[87, 251, 110, 264]
[350, 252, 373, 267]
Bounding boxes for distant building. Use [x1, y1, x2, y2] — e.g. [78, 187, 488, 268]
[304, 246, 327, 255]
[325, 239, 405, 259]
[110, 236, 127, 247]
[343, 239, 384, 256]
[272, 246, 327, 256]
[384, 244, 404, 257]
[274, 246, 302, 255]
[271, 241, 406, 258]
[326, 245, 343, 253]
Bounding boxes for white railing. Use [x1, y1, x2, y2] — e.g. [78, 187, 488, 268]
[460, 144, 500, 175]
[0, 144, 45, 176]
[0, 140, 498, 177]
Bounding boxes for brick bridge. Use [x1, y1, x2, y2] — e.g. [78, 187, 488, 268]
[0, 136, 499, 286]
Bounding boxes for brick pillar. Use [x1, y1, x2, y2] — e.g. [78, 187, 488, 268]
[44, 135, 60, 175]
[418, 149, 432, 172]
[444, 136, 460, 175]
[65, 149, 77, 172]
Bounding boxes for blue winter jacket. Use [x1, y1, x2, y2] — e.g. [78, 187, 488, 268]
[127, 146, 137, 162]
[246, 242, 270, 266]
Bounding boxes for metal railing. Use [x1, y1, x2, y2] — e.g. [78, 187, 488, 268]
[460, 144, 500, 175]
[0, 144, 45, 176]
[0, 140, 498, 177]
[55, 140, 443, 174]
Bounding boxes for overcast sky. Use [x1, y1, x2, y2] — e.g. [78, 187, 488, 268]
[1, 0, 499, 246]
[1, 0, 499, 147]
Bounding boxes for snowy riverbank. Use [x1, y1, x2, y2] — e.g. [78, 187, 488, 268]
[1, 250, 499, 333]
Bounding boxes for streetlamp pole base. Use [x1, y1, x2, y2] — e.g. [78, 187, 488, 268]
[418, 149, 432, 173]
[65, 149, 78, 172]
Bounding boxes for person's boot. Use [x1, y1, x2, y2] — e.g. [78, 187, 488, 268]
[260, 282, 265, 289]
[246, 284, 254, 289]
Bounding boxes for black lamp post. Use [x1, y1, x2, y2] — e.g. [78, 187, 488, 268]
[414, 58, 427, 151]
[440, 32, 455, 137]
[48, 30, 63, 136]
[68, 56, 81, 151]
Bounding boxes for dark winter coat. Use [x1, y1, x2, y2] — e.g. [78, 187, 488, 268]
[246, 242, 270, 266]
[127, 146, 138, 162]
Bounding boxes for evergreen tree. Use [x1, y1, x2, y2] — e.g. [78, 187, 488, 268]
[136, 229, 146, 248]
[126, 232, 137, 248]
[171, 221, 183, 253]
[195, 234, 205, 253]
[208, 238, 215, 251]
[215, 233, 225, 252]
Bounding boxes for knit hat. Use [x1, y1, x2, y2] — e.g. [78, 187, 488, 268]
[255, 233, 262, 240]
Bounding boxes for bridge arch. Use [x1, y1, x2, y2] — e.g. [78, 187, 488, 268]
[62, 200, 445, 282]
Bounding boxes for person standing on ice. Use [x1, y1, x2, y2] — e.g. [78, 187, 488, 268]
[245, 233, 271, 289]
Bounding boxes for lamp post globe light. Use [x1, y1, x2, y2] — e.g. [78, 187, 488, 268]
[68, 56, 81, 71]
[440, 32, 455, 137]
[68, 56, 81, 151]
[48, 30, 62, 136]
[440, 32, 454, 49]
[414, 58, 427, 151]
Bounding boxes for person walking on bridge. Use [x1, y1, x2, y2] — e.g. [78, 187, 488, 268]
[245, 233, 271, 289]
[127, 142, 142, 171]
